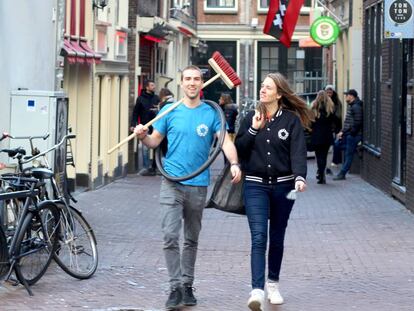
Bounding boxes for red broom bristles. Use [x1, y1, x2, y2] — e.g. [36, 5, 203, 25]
[208, 51, 242, 89]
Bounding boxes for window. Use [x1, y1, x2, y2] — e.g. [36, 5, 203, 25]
[258, 42, 322, 95]
[115, 31, 127, 57]
[156, 48, 168, 75]
[97, 27, 108, 54]
[258, 0, 312, 14]
[363, 2, 382, 149]
[204, 0, 237, 13]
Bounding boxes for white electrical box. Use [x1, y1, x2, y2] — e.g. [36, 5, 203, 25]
[9, 90, 68, 177]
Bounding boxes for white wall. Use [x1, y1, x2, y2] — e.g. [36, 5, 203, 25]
[0, 0, 58, 141]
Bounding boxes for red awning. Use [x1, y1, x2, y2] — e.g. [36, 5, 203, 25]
[79, 40, 102, 64]
[61, 39, 77, 64]
[69, 40, 86, 64]
[143, 35, 165, 43]
[61, 38, 102, 65]
[178, 26, 195, 37]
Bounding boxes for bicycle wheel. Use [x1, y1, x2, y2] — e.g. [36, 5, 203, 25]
[0, 225, 9, 279]
[14, 202, 59, 286]
[53, 204, 98, 279]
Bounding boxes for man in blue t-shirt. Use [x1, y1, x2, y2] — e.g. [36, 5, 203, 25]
[134, 65, 241, 310]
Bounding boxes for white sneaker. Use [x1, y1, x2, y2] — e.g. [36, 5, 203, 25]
[247, 289, 265, 311]
[266, 281, 284, 304]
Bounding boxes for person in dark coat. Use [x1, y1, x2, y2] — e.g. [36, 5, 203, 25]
[158, 88, 175, 156]
[310, 90, 337, 184]
[325, 85, 343, 170]
[235, 73, 313, 309]
[333, 89, 363, 180]
[219, 93, 238, 141]
[130, 80, 160, 176]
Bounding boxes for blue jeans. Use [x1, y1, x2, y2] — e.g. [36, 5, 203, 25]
[141, 143, 150, 169]
[244, 181, 295, 289]
[340, 134, 362, 176]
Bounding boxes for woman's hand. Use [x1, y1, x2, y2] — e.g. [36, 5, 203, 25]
[295, 180, 307, 192]
[252, 109, 265, 129]
[230, 164, 242, 184]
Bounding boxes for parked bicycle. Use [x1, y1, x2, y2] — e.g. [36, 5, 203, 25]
[1, 133, 98, 280]
[0, 176, 60, 295]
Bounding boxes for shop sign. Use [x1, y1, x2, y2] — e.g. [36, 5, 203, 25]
[384, 0, 414, 39]
[310, 16, 340, 46]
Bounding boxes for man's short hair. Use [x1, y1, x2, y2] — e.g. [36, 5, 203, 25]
[180, 65, 203, 81]
[143, 79, 155, 88]
[344, 89, 358, 97]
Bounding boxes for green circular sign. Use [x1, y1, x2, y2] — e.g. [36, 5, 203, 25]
[310, 16, 340, 46]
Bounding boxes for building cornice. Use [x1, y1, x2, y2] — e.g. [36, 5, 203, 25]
[95, 59, 129, 75]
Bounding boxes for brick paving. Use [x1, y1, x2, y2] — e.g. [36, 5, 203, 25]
[1, 159, 414, 311]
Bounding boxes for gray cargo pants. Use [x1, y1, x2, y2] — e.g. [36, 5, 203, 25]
[159, 178, 207, 289]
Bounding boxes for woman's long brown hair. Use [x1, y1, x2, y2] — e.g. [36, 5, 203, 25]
[266, 73, 314, 129]
[311, 90, 335, 118]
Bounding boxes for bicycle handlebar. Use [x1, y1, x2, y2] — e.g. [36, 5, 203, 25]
[5, 133, 50, 140]
[20, 134, 76, 164]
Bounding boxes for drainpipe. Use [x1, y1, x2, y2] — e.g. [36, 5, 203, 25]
[244, 0, 252, 103]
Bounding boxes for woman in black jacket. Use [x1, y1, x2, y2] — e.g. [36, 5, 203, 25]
[310, 90, 337, 184]
[235, 73, 313, 310]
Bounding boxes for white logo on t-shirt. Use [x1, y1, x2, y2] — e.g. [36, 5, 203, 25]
[197, 124, 209, 137]
[278, 129, 289, 140]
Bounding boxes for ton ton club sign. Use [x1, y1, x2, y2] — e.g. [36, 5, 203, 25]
[384, 0, 414, 39]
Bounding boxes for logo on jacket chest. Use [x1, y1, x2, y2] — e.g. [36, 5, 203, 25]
[278, 128, 289, 140]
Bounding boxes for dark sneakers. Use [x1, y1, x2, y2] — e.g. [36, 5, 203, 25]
[165, 287, 182, 310]
[333, 173, 346, 180]
[138, 168, 156, 176]
[182, 284, 197, 306]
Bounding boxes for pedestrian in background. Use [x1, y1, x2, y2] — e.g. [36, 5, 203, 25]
[325, 85, 343, 171]
[235, 73, 312, 310]
[310, 90, 337, 184]
[158, 88, 174, 156]
[130, 79, 160, 176]
[134, 65, 242, 310]
[159, 88, 175, 110]
[219, 93, 238, 141]
[333, 89, 363, 180]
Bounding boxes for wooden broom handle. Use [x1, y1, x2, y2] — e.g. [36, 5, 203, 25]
[107, 72, 222, 155]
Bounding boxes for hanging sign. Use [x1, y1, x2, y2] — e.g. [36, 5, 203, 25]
[384, 0, 414, 39]
[310, 16, 340, 46]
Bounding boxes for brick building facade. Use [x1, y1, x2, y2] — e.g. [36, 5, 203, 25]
[361, 0, 414, 211]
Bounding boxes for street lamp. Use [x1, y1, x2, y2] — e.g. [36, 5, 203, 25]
[92, 0, 108, 10]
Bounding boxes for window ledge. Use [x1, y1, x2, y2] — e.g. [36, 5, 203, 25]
[204, 8, 238, 14]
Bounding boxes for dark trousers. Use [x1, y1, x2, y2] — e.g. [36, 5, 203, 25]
[340, 134, 362, 176]
[243, 181, 295, 289]
[332, 138, 345, 165]
[314, 144, 331, 177]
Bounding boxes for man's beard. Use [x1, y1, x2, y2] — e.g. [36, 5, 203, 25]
[187, 93, 199, 100]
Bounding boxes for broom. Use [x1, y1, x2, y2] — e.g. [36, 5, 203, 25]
[108, 52, 242, 154]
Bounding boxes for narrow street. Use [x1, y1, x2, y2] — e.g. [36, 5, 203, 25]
[1, 159, 414, 311]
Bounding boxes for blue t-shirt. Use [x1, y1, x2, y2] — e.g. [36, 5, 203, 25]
[153, 101, 221, 186]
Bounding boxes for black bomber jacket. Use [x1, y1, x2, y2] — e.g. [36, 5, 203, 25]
[235, 109, 307, 183]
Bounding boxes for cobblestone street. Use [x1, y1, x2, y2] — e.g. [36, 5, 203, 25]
[1, 159, 414, 311]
